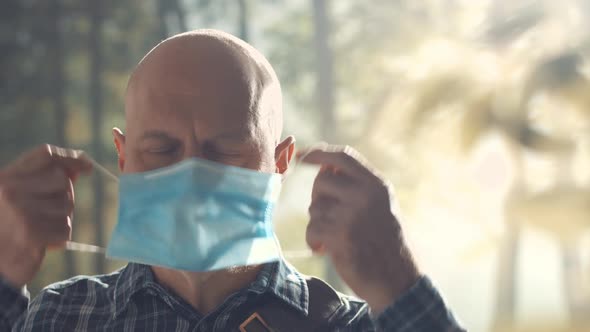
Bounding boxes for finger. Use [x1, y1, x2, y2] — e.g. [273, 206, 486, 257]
[47, 145, 93, 179]
[308, 195, 339, 222]
[18, 214, 71, 248]
[298, 146, 371, 179]
[25, 194, 74, 219]
[311, 169, 357, 201]
[5, 145, 54, 175]
[307, 195, 354, 253]
[308, 193, 357, 239]
[33, 215, 72, 247]
[10, 167, 72, 196]
[307, 195, 336, 250]
[306, 219, 327, 254]
[306, 213, 347, 255]
[10, 145, 92, 178]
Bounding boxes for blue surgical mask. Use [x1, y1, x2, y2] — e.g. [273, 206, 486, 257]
[105, 157, 283, 271]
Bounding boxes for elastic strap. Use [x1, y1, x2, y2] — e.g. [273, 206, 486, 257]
[82, 152, 119, 183]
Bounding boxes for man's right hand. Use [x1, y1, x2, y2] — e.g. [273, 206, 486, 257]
[0, 145, 92, 288]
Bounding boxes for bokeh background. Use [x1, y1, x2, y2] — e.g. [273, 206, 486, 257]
[2, 0, 590, 331]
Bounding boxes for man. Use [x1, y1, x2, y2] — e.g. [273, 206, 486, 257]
[0, 30, 464, 331]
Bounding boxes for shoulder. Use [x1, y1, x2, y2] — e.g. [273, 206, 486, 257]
[19, 269, 124, 331]
[32, 269, 121, 307]
[46, 270, 119, 293]
[329, 292, 375, 329]
[304, 277, 375, 330]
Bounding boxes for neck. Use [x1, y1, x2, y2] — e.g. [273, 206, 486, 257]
[152, 264, 263, 315]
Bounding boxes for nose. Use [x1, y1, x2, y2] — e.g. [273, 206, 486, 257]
[180, 142, 205, 162]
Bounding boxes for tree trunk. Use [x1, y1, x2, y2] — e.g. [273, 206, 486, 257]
[561, 241, 590, 324]
[89, 0, 106, 275]
[312, 0, 336, 142]
[311, 0, 344, 291]
[492, 219, 519, 330]
[49, 0, 76, 277]
[236, 0, 249, 41]
[157, 0, 169, 40]
[172, 0, 188, 32]
[492, 138, 524, 330]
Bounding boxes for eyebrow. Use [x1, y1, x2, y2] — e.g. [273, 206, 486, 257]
[212, 130, 254, 143]
[140, 130, 176, 141]
[139, 129, 254, 144]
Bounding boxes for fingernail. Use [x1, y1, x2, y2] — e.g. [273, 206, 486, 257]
[310, 244, 326, 255]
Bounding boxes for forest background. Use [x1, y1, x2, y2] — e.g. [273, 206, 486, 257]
[2, 1, 590, 331]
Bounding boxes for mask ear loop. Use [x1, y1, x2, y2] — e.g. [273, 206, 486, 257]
[65, 153, 118, 254]
[283, 141, 328, 178]
[276, 142, 328, 261]
[81, 152, 119, 183]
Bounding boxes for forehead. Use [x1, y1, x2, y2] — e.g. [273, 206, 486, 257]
[124, 36, 262, 139]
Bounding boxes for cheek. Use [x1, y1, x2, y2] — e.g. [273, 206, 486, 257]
[259, 158, 276, 173]
[121, 158, 142, 174]
[120, 147, 150, 173]
[253, 146, 277, 173]
[254, 129, 278, 173]
[245, 143, 276, 173]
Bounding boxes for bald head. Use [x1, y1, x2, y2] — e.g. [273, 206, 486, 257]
[115, 29, 293, 175]
[127, 30, 282, 142]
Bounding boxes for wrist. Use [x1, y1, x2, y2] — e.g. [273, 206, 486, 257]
[366, 247, 421, 315]
[367, 272, 421, 315]
[0, 264, 29, 290]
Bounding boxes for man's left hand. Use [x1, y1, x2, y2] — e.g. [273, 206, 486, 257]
[300, 145, 421, 315]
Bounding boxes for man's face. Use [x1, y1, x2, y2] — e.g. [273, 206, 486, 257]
[115, 35, 281, 175]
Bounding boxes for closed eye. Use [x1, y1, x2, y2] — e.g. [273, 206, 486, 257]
[140, 131, 182, 155]
[146, 145, 178, 154]
[203, 144, 241, 160]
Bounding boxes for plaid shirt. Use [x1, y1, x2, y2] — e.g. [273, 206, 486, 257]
[1, 260, 464, 331]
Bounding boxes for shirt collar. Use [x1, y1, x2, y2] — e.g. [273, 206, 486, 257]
[112, 263, 158, 318]
[112, 259, 309, 318]
[247, 259, 309, 316]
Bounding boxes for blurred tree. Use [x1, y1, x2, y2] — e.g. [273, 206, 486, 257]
[194, 0, 253, 41]
[48, 0, 77, 278]
[499, 52, 590, 326]
[265, 1, 590, 328]
[4, 3, 589, 329]
[310, 0, 346, 291]
[236, 0, 249, 41]
[89, 0, 106, 275]
[157, 0, 169, 39]
[265, 7, 316, 137]
[158, 0, 188, 39]
[372, 41, 590, 332]
[312, 0, 335, 142]
[0, 1, 55, 162]
[1, 0, 172, 291]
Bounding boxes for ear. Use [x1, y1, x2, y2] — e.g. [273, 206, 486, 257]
[275, 135, 295, 175]
[112, 127, 126, 171]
